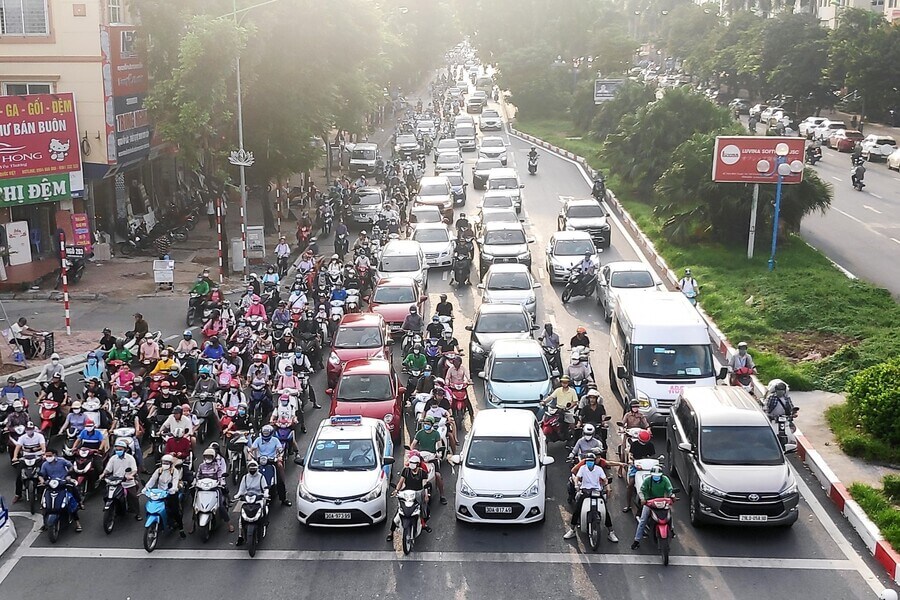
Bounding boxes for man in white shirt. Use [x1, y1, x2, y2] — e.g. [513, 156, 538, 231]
[563, 452, 618, 542]
[678, 268, 699, 302]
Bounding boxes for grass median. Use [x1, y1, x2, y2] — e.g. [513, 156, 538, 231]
[514, 116, 900, 394]
[849, 476, 900, 550]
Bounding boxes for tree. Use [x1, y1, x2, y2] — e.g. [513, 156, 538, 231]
[658, 3, 721, 62]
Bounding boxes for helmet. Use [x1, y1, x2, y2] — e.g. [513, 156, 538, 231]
[879, 591, 898, 600]
[432, 315, 439, 322]
[253, 354, 264, 362]
[409, 306, 418, 313]
[252, 295, 261, 302]
[582, 424, 595, 436]
[12, 400, 23, 411]
[161, 380, 171, 388]
[238, 402, 248, 410]
[199, 365, 211, 375]
[181, 403, 191, 413]
[638, 429, 652, 443]
[203, 448, 216, 458]
[230, 380, 240, 389]
[424, 416, 436, 425]
[559, 375, 570, 383]
[261, 424, 274, 437]
[584, 251, 592, 258]
[737, 341, 748, 349]
[71, 400, 82, 410]
[173, 428, 184, 438]
[684, 268, 692, 276]
[161, 454, 175, 466]
[774, 381, 787, 392]
[228, 346, 239, 355]
[103, 327, 112, 334]
[629, 399, 640, 409]
[649, 465, 663, 476]
[88, 351, 97, 359]
[247, 460, 259, 470]
[576, 326, 586, 334]
[114, 439, 128, 449]
[409, 454, 422, 465]
[587, 389, 600, 399]
[183, 330, 192, 338]
[84, 418, 95, 427]
[584, 452, 596, 461]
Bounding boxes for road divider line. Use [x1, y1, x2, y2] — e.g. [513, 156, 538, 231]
[870, 194, 883, 200]
[891, 238, 900, 246]
[833, 207, 865, 225]
[16, 545, 861, 570]
[863, 205, 882, 214]
[832, 176, 843, 182]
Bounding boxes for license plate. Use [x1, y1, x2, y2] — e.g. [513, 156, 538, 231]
[324, 512, 352, 520]
[739, 514, 768, 522]
[485, 506, 513, 514]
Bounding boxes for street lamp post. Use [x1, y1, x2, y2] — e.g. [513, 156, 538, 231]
[765, 143, 804, 271]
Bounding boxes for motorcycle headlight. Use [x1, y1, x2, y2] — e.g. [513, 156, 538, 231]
[460, 479, 476, 498]
[328, 352, 341, 366]
[298, 482, 317, 503]
[699, 481, 727, 498]
[361, 485, 383, 503]
[521, 480, 540, 499]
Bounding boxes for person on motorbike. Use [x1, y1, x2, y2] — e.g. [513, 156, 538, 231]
[426, 315, 445, 340]
[677, 268, 699, 303]
[528, 146, 538, 161]
[576, 251, 596, 276]
[176, 330, 198, 356]
[150, 350, 176, 375]
[564, 452, 619, 542]
[193, 366, 218, 396]
[437, 329, 460, 356]
[245, 295, 268, 323]
[189, 273, 211, 310]
[98, 327, 117, 356]
[144, 454, 186, 538]
[570, 326, 591, 349]
[234, 459, 267, 546]
[579, 389, 607, 425]
[539, 323, 560, 351]
[540, 376, 578, 423]
[403, 343, 428, 372]
[386, 454, 432, 542]
[401, 306, 425, 335]
[623, 399, 650, 429]
[12, 422, 46, 502]
[39, 372, 69, 405]
[101, 439, 141, 519]
[247, 377, 275, 423]
[765, 381, 795, 421]
[271, 301, 291, 328]
[623, 428, 656, 512]
[262, 265, 280, 289]
[161, 405, 194, 440]
[246, 354, 271, 383]
[57, 400, 88, 436]
[0, 376, 25, 404]
[190, 447, 234, 533]
[138, 335, 160, 367]
[454, 213, 471, 233]
[566, 355, 592, 384]
[568, 423, 603, 461]
[435, 294, 453, 320]
[250, 424, 291, 506]
[353, 230, 370, 252]
[444, 355, 474, 419]
[38, 448, 83, 531]
[729, 341, 757, 373]
[631, 465, 675, 549]
[82, 351, 105, 381]
[411, 416, 447, 505]
[36, 352, 65, 383]
[106, 339, 133, 365]
[202, 336, 226, 361]
[221, 379, 247, 410]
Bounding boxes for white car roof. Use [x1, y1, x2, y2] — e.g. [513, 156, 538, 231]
[470, 408, 537, 438]
[550, 230, 593, 241]
[490, 338, 544, 359]
[382, 239, 423, 255]
[413, 222, 450, 233]
[606, 260, 654, 273]
[485, 263, 530, 275]
[316, 416, 382, 441]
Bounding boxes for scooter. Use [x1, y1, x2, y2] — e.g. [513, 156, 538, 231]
[101, 472, 133, 535]
[192, 392, 217, 443]
[631, 456, 663, 514]
[528, 155, 538, 175]
[72, 447, 97, 498]
[775, 407, 800, 450]
[644, 492, 679, 566]
[41, 478, 79, 543]
[227, 430, 250, 486]
[805, 146, 822, 165]
[448, 382, 469, 433]
[142, 487, 178, 553]
[851, 164, 866, 191]
[562, 269, 597, 304]
[578, 487, 608, 551]
[451, 253, 472, 286]
[192, 477, 222, 542]
[18, 454, 43, 514]
[240, 490, 269, 557]
[541, 405, 573, 447]
[730, 366, 755, 395]
[38, 399, 62, 438]
[393, 489, 424, 555]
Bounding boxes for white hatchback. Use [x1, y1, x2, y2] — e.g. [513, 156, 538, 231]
[450, 409, 553, 524]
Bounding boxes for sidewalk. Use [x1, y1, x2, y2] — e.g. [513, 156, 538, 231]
[819, 109, 898, 139]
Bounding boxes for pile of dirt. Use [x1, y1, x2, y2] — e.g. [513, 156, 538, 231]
[763, 331, 858, 363]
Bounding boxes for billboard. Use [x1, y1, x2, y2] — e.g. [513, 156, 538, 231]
[0, 93, 82, 180]
[711, 136, 806, 184]
[594, 79, 623, 104]
[101, 25, 152, 164]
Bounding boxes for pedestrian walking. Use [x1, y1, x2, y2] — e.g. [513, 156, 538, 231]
[207, 197, 216, 230]
[850, 115, 858, 130]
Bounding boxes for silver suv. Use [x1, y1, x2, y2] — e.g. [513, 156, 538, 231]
[666, 386, 799, 528]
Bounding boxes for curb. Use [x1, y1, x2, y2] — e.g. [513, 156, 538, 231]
[509, 124, 900, 585]
[14, 353, 88, 382]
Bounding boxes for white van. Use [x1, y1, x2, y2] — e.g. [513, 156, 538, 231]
[349, 143, 379, 176]
[609, 292, 725, 426]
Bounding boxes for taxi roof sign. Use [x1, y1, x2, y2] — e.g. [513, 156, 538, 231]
[330, 415, 363, 427]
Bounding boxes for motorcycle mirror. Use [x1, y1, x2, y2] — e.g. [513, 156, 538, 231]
[551, 370, 560, 377]
[420, 296, 428, 302]
[527, 238, 535, 244]
[403, 444, 411, 450]
[519, 184, 525, 189]
[658, 454, 666, 461]
[532, 325, 539, 330]
[293, 456, 305, 466]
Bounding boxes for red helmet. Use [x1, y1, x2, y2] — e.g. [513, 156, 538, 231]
[160, 381, 171, 388]
[84, 418, 95, 427]
[638, 429, 652, 443]
[181, 403, 191, 413]
[230, 380, 240, 389]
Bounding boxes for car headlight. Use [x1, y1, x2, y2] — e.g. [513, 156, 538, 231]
[699, 481, 727, 498]
[298, 482, 317, 503]
[361, 485, 383, 503]
[328, 352, 341, 366]
[525, 296, 536, 306]
[635, 390, 651, 408]
[779, 482, 798, 498]
[521, 480, 540, 499]
[517, 252, 531, 261]
[460, 479, 476, 498]
[471, 341, 485, 354]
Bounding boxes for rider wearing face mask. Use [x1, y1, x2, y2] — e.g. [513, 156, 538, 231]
[192, 447, 234, 533]
[235, 460, 266, 546]
[402, 343, 428, 371]
[564, 452, 619, 543]
[143, 454, 185, 537]
[39, 448, 83, 531]
[37, 352, 65, 383]
[622, 399, 650, 430]
[57, 400, 87, 436]
[101, 439, 141, 519]
[387, 454, 432, 542]
[631, 465, 675, 550]
[411, 416, 447, 505]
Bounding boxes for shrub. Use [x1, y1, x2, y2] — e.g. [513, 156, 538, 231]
[884, 475, 900, 503]
[845, 358, 900, 445]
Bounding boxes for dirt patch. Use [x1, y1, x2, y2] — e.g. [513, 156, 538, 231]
[763, 331, 859, 362]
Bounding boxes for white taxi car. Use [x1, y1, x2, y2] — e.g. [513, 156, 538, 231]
[296, 415, 395, 527]
[449, 408, 553, 524]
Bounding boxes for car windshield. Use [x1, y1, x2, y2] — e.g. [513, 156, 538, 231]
[482, 110, 500, 118]
[419, 184, 449, 197]
[484, 229, 526, 245]
[476, 313, 528, 333]
[465, 436, 536, 471]
[482, 139, 504, 148]
[609, 271, 655, 288]
[491, 357, 549, 383]
[354, 192, 381, 206]
[873, 138, 897, 145]
[567, 204, 605, 218]
[437, 154, 458, 165]
[351, 148, 375, 160]
[411, 209, 441, 223]
[482, 195, 513, 208]
[373, 285, 415, 304]
[397, 135, 417, 145]
[554, 239, 595, 256]
[438, 140, 459, 150]
[414, 228, 450, 243]
[488, 178, 518, 190]
[844, 132, 864, 140]
[699, 426, 784, 466]
[482, 211, 518, 225]
[336, 374, 393, 402]
[632, 344, 714, 379]
[380, 255, 421, 272]
[487, 272, 531, 290]
[307, 438, 377, 471]
[334, 326, 383, 349]
[446, 174, 464, 186]
[476, 160, 502, 172]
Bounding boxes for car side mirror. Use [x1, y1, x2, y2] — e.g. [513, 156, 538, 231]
[717, 366, 729, 381]
[383, 456, 396, 465]
[477, 371, 486, 379]
[448, 455, 462, 465]
[527, 238, 535, 244]
[541, 456, 555, 466]
[783, 443, 798, 454]
[519, 184, 525, 188]
[325, 388, 333, 396]
[677, 442, 693, 453]
[533, 282, 541, 288]
[616, 366, 628, 379]
[293, 456, 305, 466]
[465, 325, 473, 331]
[477, 283, 485, 289]
[531, 324, 539, 330]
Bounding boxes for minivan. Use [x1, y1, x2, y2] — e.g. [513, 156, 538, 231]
[609, 292, 726, 426]
[666, 386, 799, 527]
[486, 167, 524, 213]
[377, 239, 428, 291]
[349, 143, 379, 176]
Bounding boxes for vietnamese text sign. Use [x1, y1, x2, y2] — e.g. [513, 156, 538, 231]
[594, 79, 623, 104]
[71, 213, 92, 250]
[712, 136, 806, 184]
[0, 93, 82, 180]
[0, 174, 73, 206]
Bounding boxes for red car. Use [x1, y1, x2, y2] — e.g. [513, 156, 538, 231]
[326, 312, 392, 388]
[327, 358, 405, 441]
[367, 277, 427, 337]
[828, 129, 865, 152]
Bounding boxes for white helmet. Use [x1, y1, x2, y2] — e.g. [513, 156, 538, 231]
[582, 424, 595, 437]
[879, 591, 898, 600]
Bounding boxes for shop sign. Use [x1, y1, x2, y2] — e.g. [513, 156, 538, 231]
[0, 174, 72, 206]
[0, 93, 82, 179]
[71, 213, 92, 251]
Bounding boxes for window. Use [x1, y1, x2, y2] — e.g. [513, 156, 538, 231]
[2, 82, 52, 95]
[108, 0, 122, 24]
[0, 0, 49, 35]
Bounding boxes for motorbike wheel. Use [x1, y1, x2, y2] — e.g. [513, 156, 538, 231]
[247, 523, 258, 557]
[231, 460, 240, 486]
[402, 526, 415, 555]
[199, 521, 211, 543]
[117, 242, 135, 257]
[659, 535, 670, 566]
[588, 515, 601, 551]
[186, 309, 195, 328]
[171, 231, 187, 242]
[561, 287, 573, 304]
[72, 266, 85, 284]
[48, 519, 60, 544]
[28, 481, 37, 515]
[144, 521, 159, 553]
[103, 508, 115, 535]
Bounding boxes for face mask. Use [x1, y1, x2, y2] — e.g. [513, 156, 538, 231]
[652, 475, 662, 482]
[281, 400, 288, 406]
[423, 424, 433, 432]
[14, 407, 22, 412]
[85, 427, 95, 433]
[88, 358, 97, 364]
[586, 461, 595, 468]
[583, 434, 592, 441]
[45, 456, 56, 463]
[52, 359, 59, 364]
[413, 349, 420, 354]
[204, 458, 213, 464]
[248, 468, 258, 475]
[115, 450, 125, 457]
[239, 409, 246, 416]
[161, 463, 172, 470]
[72, 408, 82, 414]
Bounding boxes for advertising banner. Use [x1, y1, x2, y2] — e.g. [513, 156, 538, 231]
[594, 79, 623, 104]
[71, 213, 92, 250]
[0, 174, 74, 206]
[0, 93, 82, 180]
[711, 136, 806, 184]
[101, 25, 152, 164]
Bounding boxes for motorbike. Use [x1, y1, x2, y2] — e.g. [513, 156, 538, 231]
[543, 344, 563, 378]
[450, 253, 472, 286]
[41, 478, 79, 543]
[142, 487, 178, 553]
[562, 269, 597, 303]
[448, 382, 469, 433]
[335, 233, 349, 260]
[775, 407, 800, 450]
[541, 405, 574, 448]
[401, 331, 423, 357]
[101, 472, 133, 534]
[239, 490, 269, 557]
[851, 164, 866, 191]
[393, 489, 425, 555]
[296, 224, 312, 248]
[192, 477, 223, 542]
[591, 178, 607, 202]
[644, 493, 679, 566]
[730, 366, 755, 395]
[424, 338, 442, 371]
[805, 146, 822, 165]
[528, 155, 538, 175]
[18, 454, 43, 514]
[38, 398, 62, 438]
[227, 431, 250, 485]
[578, 487, 608, 551]
[192, 392, 217, 443]
[72, 447, 97, 498]
[56, 255, 87, 289]
[277, 255, 290, 279]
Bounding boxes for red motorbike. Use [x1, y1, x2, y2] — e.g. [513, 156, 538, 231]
[296, 224, 312, 248]
[643, 494, 679, 566]
[448, 382, 469, 433]
[72, 447, 97, 498]
[730, 366, 755, 395]
[541, 405, 572, 447]
[39, 399, 61, 437]
[147, 373, 168, 401]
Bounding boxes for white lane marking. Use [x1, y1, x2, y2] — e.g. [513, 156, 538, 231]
[891, 238, 900, 245]
[870, 194, 883, 200]
[0, 513, 42, 587]
[862, 205, 882, 214]
[15, 545, 860, 570]
[442, 270, 448, 281]
[833, 207, 864, 225]
[790, 464, 884, 595]
[538, 267, 545, 279]
[832, 176, 843, 182]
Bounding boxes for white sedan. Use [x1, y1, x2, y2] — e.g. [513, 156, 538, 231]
[412, 222, 455, 267]
[596, 261, 665, 321]
[889, 148, 900, 171]
[860, 134, 897, 162]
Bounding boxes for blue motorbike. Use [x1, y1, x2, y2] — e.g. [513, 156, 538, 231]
[143, 487, 180, 552]
[42, 478, 79, 543]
